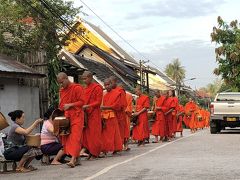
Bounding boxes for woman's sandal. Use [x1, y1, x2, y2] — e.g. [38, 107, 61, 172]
[16, 167, 31, 173]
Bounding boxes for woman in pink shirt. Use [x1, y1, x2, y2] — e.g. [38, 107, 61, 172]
[41, 108, 64, 165]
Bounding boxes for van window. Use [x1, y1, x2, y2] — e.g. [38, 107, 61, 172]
[216, 94, 240, 101]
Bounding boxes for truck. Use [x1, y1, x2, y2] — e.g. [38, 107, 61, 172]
[210, 92, 240, 134]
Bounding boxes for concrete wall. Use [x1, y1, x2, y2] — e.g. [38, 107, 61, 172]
[0, 77, 40, 134]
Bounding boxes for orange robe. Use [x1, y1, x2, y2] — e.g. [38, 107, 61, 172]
[176, 105, 184, 132]
[206, 111, 210, 127]
[164, 97, 175, 137]
[82, 83, 103, 157]
[101, 89, 123, 152]
[184, 101, 197, 130]
[125, 92, 133, 139]
[113, 86, 127, 144]
[197, 109, 205, 129]
[132, 94, 150, 141]
[59, 83, 85, 157]
[195, 105, 201, 129]
[171, 96, 179, 133]
[151, 96, 167, 137]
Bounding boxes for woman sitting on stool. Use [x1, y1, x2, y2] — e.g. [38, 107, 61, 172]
[4, 110, 43, 173]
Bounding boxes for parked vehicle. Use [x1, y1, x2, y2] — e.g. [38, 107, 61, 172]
[210, 92, 240, 134]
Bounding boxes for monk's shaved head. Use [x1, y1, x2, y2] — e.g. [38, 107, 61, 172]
[57, 72, 70, 89]
[82, 71, 93, 78]
[104, 78, 111, 84]
[154, 89, 160, 98]
[135, 85, 142, 96]
[110, 76, 118, 89]
[82, 71, 93, 86]
[57, 72, 68, 79]
[104, 78, 112, 92]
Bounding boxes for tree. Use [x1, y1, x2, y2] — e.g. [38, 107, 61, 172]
[165, 58, 186, 84]
[211, 16, 240, 91]
[0, 0, 80, 105]
[165, 58, 186, 96]
[198, 78, 222, 98]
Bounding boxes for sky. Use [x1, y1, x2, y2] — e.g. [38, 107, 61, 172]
[72, 0, 239, 89]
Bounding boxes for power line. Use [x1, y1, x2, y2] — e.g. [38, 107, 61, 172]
[78, 0, 151, 61]
[24, 0, 170, 81]
[78, 0, 173, 79]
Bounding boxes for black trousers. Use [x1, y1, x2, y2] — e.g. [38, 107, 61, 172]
[4, 146, 30, 161]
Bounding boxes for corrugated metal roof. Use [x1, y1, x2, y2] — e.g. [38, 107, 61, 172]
[0, 54, 45, 78]
[84, 20, 138, 64]
[150, 67, 176, 85]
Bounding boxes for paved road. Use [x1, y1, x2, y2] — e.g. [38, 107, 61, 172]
[2, 128, 240, 180]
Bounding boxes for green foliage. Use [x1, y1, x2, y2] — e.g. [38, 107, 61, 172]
[178, 94, 188, 106]
[211, 16, 240, 91]
[196, 98, 209, 109]
[0, 0, 80, 105]
[165, 58, 186, 84]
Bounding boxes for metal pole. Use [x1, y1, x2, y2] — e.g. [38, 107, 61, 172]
[139, 60, 142, 89]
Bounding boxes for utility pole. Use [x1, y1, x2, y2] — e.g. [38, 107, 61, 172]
[139, 59, 149, 93]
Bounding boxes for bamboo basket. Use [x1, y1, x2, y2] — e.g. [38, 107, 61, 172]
[0, 112, 9, 131]
[26, 134, 41, 147]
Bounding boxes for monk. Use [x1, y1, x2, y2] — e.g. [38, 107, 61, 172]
[110, 76, 127, 147]
[163, 90, 175, 141]
[184, 98, 197, 133]
[101, 78, 122, 154]
[81, 71, 103, 159]
[205, 111, 210, 127]
[176, 104, 185, 137]
[57, 72, 85, 168]
[169, 90, 179, 138]
[194, 105, 200, 130]
[132, 86, 150, 146]
[151, 90, 167, 143]
[195, 106, 201, 130]
[124, 91, 133, 150]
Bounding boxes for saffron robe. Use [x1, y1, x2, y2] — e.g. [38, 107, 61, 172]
[113, 86, 127, 144]
[176, 105, 184, 132]
[125, 92, 133, 139]
[101, 89, 123, 152]
[171, 96, 179, 133]
[151, 96, 167, 137]
[82, 83, 103, 156]
[184, 101, 197, 130]
[163, 97, 175, 137]
[198, 109, 205, 129]
[132, 94, 150, 141]
[59, 83, 85, 157]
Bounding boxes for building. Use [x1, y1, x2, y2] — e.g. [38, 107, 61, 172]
[0, 54, 45, 133]
[63, 19, 174, 92]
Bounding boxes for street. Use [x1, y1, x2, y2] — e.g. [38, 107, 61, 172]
[2, 128, 240, 180]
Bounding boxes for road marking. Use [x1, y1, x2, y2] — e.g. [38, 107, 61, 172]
[83, 131, 199, 180]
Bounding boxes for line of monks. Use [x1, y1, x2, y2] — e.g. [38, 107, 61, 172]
[56, 71, 210, 167]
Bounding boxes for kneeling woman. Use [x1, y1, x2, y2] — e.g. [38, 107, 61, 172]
[4, 110, 43, 172]
[40, 108, 64, 165]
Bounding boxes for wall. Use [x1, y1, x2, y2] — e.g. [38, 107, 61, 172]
[0, 77, 40, 134]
